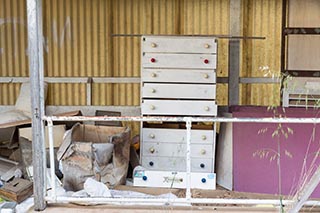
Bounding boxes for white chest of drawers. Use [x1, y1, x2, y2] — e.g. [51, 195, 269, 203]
[134, 36, 217, 190]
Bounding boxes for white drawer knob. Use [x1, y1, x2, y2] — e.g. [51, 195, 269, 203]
[149, 133, 155, 139]
[149, 148, 155, 153]
[151, 73, 157, 77]
[151, 88, 156, 93]
[203, 73, 209, 79]
[201, 149, 206, 155]
[204, 43, 210, 49]
[151, 42, 157, 48]
[150, 105, 155, 110]
[204, 106, 210, 111]
[202, 135, 207, 140]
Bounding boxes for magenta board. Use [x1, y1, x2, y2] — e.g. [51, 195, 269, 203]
[232, 106, 320, 198]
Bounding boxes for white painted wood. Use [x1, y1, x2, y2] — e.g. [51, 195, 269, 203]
[141, 69, 216, 83]
[142, 142, 213, 158]
[141, 156, 213, 172]
[133, 169, 216, 190]
[142, 83, 216, 99]
[142, 128, 214, 144]
[142, 36, 217, 54]
[142, 53, 216, 69]
[141, 100, 217, 116]
[216, 113, 233, 190]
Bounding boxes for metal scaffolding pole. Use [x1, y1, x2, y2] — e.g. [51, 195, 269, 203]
[26, 0, 46, 210]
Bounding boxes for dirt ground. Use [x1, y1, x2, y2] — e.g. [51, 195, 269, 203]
[30, 185, 320, 212]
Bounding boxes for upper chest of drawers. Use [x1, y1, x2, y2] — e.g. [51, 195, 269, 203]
[141, 36, 217, 71]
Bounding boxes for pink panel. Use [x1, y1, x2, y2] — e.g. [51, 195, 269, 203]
[232, 106, 320, 198]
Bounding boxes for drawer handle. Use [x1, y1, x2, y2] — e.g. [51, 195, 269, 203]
[204, 106, 210, 111]
[149, 133, 155, 139]
[151, 73, 157, 77]
[204, 43, 210, 49]
[202, 135, 207, 140]
[151, 88, 156, 93]
[149, 148, 155, 153]
[163, 176, 183, 183]
[149, 161, 154, 166]
[142, 176, 148, 181]
[200, 163, 205, 168]
[204, 59, 209, 64]
[203, 74, 209, 79]
[201, 178, 207, 183]
[150, 105, 155, 110]
[150, 58, 156, 63]
[151, 42, 157, 48]
[201, 149, 206, 155]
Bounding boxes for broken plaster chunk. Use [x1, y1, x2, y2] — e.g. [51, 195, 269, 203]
[83, 178, 112, 198]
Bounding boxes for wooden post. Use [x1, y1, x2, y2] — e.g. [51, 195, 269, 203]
[26, 0, 46, 210]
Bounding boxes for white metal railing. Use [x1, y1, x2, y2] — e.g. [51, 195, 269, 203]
[43, 115, 320, 207]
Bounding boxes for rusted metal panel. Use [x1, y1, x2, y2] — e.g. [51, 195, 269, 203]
[0, 0, 282, 107]
[241, 0, 283, 106]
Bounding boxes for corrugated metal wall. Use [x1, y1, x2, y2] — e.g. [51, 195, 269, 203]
[241, 0, 282, 106]
[0, 0, 28, 105]
[0, 0, 282, 107]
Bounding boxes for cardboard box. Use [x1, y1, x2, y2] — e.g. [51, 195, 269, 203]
[57, 123, 131, 191]
[19, 125, 66, 148]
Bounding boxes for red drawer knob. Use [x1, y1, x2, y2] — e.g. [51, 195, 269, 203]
[150, 58, 156, 63]
[204, 59, 209, 64]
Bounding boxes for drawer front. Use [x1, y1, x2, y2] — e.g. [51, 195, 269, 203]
[141, 156, 213, 172]
[142, 83, 216, 99]
[142, 53, 216, 69]
[142, 128, 214, 144]
[142, 36, 217, 54]
[141, 100, 217, 116]
[133, 170, 216, 190]
[142, 142, 213, 158]
[141, 69, 216, 83]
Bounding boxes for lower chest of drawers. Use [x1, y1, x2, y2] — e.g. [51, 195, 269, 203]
[140, 128, 216, 173]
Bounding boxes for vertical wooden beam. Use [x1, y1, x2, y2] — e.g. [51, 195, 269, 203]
[26, 0, 46, 210]
[228, 0, 241, 106]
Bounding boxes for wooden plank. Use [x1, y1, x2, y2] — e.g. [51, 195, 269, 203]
[289, 0, 320, 27]
[287, 36, 320, 70]
[26, 0, 46, 210]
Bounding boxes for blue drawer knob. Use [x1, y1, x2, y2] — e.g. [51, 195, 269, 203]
[142, 176, 147, 181]
[149, 161, 154, 166]
[201, 178, 206, 183]
[200, 163, 205, 168]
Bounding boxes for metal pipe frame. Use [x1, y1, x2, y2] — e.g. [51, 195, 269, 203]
[44, 115, 320, 208]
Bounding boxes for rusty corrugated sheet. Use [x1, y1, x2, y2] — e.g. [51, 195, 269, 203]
[0, 0, 27, 105]
[241, 0, 282, 106]
[0, 0, 282, 108]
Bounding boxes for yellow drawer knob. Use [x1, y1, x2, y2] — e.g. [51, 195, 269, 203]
[150, 105, 155, 110]
[149, 133, 155, 139]
[151, 88, 156, 93]
[149, 148, 155, 153]
[151, 43, 157, 48]
[204, 106, 210, 111]
[204, 43, 210, 49]
[203, 73, 209, 79]
[202, 135, 207, 140]
[151, 73, 157, 77]
[201, 149, 206, 155]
